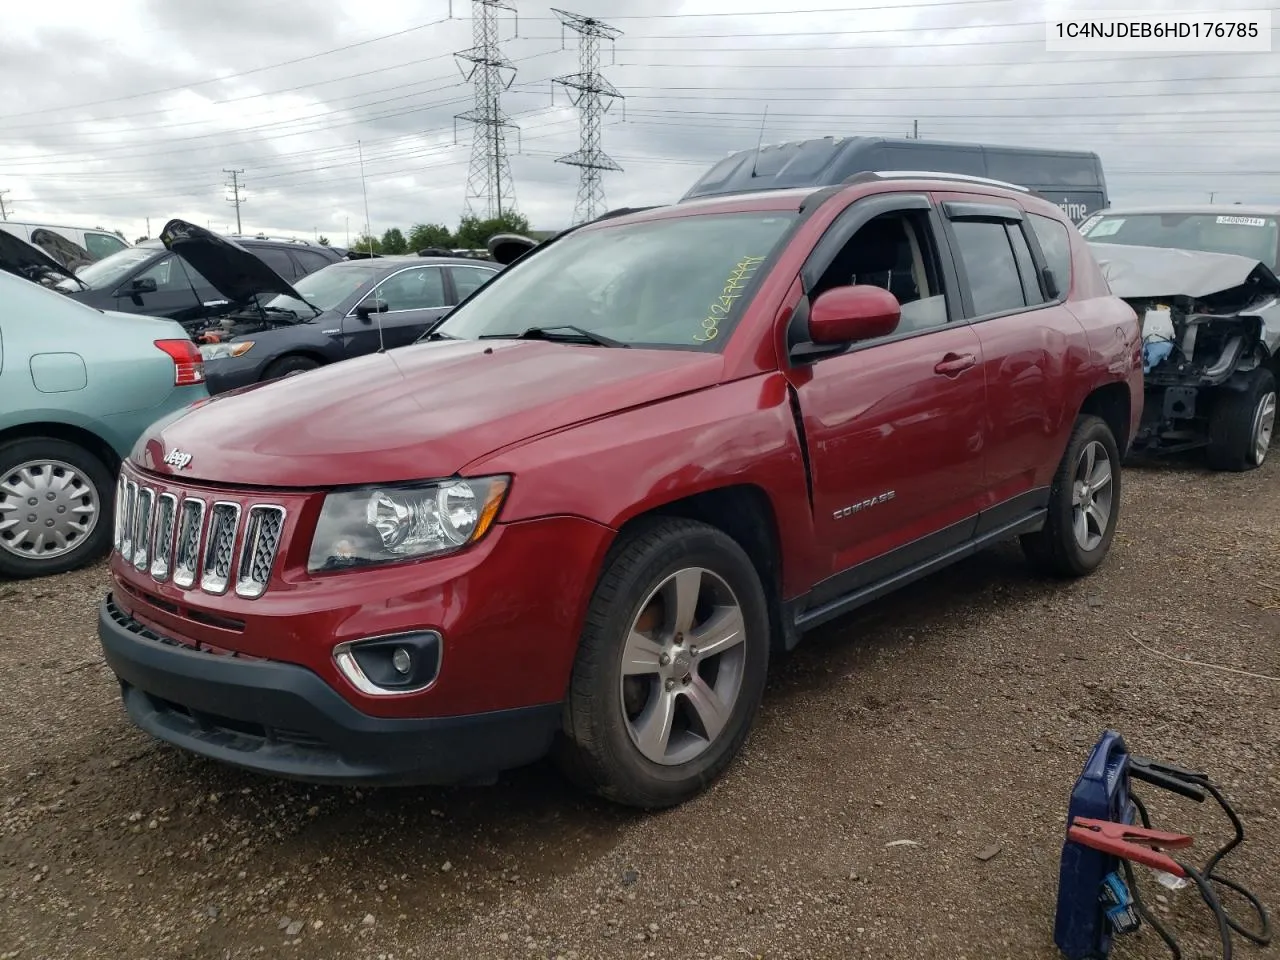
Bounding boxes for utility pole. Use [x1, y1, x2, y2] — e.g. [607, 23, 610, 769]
[552, 9, 624, 225]
[145, 216, 151, 238]
[909, 120, 918, 139]
[455, 0, 519, 220]
[223, 168, 246, 234]
[1209, 191, 1217, 203]
[0, 189, 10, 221]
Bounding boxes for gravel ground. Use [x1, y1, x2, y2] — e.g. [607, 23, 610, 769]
[1, 457, 1277, 960]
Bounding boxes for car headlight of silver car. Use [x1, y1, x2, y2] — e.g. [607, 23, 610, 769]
[198, 341, 255, 360]
[307, 476, 510, 572]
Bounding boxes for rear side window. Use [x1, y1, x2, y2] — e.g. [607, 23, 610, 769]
[1028, 214, 1072, 298]
[449, 265, 498, 301]
[950, 220, 1026, 316]
[1006, 223, 1045, 306]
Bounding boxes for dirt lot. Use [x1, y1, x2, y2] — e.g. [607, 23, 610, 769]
[1, 458, 1277, 960]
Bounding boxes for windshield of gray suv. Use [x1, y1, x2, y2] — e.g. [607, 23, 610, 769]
[260, 261, 385, 314]
[432, 211, 799, 350]
[1081, 212, 1280, 268]
[56, 245, 157, 291]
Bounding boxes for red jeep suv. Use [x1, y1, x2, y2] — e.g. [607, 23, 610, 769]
[98, 172, 1142, 808]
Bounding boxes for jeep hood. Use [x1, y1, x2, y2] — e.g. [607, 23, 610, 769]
[159, 218, 307, 309]
[133, 338, 725, 486]
[1090, 242, 1280, 301]
[0, 229, 76, 285]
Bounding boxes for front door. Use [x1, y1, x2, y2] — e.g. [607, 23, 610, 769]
[113, 254, 220, 326]
[343, 265, 453, 353]
[784, 195, 989, 591]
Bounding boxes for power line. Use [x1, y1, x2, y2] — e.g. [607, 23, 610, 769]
[521, 0, 1016, 19]
[552, 9, 624, 225]
[224, 169, 246, 234]
[455, 0, 520, 220]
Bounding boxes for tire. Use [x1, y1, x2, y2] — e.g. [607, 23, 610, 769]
[0, 437, 114, 579]
[1206, 368, 1276, 472]
[1020, 414, 1122, 579]
[553, 517, 771, 809]
[261, 355, 320, 382]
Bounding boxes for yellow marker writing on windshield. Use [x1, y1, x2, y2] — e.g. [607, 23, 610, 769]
[697, 255, 765, 343]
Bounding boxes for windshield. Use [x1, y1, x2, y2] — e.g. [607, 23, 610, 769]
[260, 262, 383, 313]
[1081, 213, 1280, 267]
[433, 211, 799, 350]
[60, 245, 157, 290]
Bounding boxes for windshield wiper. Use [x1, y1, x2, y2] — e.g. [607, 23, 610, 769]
[478, 324, 630, 348]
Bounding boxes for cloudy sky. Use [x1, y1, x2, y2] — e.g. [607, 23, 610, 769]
[1, 0, 1276, 244]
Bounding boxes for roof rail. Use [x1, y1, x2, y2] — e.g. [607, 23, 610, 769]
[228, 233, 318, 246]
[843, 170, 1032, 193]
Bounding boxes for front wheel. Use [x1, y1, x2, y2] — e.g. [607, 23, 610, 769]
[554, 518, 771, 809]
[1206, 368, 1276, 472]
[0, 438, 114, 579]
[1020, 414, 1122, 578]
[261, 354, 320, 382]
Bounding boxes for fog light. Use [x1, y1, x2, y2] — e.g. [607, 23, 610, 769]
[332, 631, 441, 696]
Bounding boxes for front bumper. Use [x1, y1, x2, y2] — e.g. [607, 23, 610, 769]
[98, 595, 561, 786]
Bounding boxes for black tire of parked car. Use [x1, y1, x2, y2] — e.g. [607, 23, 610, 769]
[0, 437, 114, 580]
[262, 354, 321, 382]
[1020, 414, 1122, 579]
[1206, 367, 1276, 472]
[553, 517, 771, 809]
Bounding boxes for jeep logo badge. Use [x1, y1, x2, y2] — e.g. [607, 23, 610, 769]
[163, 449, 193, 470]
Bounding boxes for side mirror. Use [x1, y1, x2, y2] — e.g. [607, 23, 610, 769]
[808, 285, 901, 345]
[130, 276, 158, 294]
[356, 298, 389, 321]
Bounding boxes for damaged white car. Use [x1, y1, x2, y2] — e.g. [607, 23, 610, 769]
[1090, 241, 1278, 471]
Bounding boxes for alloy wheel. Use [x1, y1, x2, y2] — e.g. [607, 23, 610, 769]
[1070, 440, 1113, 552]
[1252, 390, 1276, 465]
[619, 566, 747, 766]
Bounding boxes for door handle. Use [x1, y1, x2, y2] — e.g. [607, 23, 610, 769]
[934, 352, 977, 376]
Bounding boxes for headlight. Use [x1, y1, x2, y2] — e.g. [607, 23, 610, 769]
[199, 341, 255, 360]
[307, 475, 510, 572]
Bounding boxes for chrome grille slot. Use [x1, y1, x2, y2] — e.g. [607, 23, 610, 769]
[131, 487, 155, 571]
[119, 479, 138, 561]
[235, 506, 286, 599]
[150, 493, 178, 581]
[200, 502, 241, 595]
[112, 472, 127, 551]
[173, 498, 206, 589]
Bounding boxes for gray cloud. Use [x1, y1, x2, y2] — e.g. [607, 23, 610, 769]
[1, 0, 1277, 244]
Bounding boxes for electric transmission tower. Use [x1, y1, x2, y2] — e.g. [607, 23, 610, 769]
[454, 0, 519, 220]
[551, 9, 623, 225]
[223, 169, 245, 234]
[0, 189, 11, 221]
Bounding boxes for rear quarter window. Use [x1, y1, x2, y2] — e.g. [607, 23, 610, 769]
[1028, 214, 1072, 298]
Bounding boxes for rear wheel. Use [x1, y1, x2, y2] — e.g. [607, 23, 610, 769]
[261, 354, 320, 382]
[1206, 368, 1276, 472]
[1020, 414, 1121, 578]
[554, 518, 771, 809]
[0, 438, 113, 579]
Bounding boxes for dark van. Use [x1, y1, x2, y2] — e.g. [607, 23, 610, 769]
[681, 136, 1108, 224]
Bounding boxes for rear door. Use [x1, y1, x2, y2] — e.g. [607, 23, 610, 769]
[934, 193, 1083, 518]
[784, 191, 989, 595]
[343, 265, 452, 352]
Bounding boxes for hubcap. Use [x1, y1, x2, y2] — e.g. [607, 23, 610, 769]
[619, 566, 747, 766]
[0, 459, 100, 561]
[1252, 391, 1276, 465]
[1070, 440, 1113, 552]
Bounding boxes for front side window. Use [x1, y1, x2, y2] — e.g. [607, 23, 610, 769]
[950, 219, 1027, 316]
[134, 254, 214, 293]
[1081, 213, 1280, 267]
[366, 267, 447, 311]
[256, 247, 299, 281]
[84, 232, 127, 259]
[434, 211, 799, 350]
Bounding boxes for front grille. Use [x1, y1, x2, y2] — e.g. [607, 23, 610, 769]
[112, 474, 286, 599]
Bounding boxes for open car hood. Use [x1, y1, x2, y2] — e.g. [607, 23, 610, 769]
[1089, 242, 1280, 301]
[160, 218, 306, 307]
[29, 228, 94, 272]
[0, 230, 77, 286]
[487, 232, 541, 266]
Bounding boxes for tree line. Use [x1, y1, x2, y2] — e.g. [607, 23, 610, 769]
[333, 212, 532, 255]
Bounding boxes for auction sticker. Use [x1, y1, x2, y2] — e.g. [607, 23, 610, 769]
[1216, 215, 1268, 226]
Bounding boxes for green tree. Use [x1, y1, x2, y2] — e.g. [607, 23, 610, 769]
[408, 222, 454, 251]
[454, 212, 532, 249]
[317, 236, 331, 246]
[380, 227, 407, 254]
[351, 233, 382, 255]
